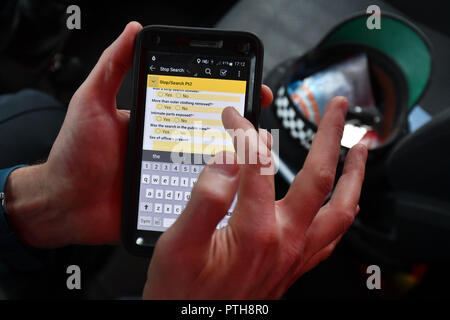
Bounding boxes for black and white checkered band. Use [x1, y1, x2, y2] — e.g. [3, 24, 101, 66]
[274, 85, 316, 149]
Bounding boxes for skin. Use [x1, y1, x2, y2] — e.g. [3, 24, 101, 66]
[3, 22, 367, 299]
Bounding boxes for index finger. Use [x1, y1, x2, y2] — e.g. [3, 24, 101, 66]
[222, 107, 276, 236]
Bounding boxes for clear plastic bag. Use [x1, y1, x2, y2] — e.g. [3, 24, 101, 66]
[288, 53, 382, 148]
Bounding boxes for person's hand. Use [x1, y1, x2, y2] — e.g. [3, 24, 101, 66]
[4, 22, 143, 247]
[143, 96, 367, 299]
[3, 21, 274, 250]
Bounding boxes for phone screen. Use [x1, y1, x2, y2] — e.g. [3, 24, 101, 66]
[136, 52, 250, 232]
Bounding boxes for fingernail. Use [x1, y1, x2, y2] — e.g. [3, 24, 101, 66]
[334, 96, 348, 116]
[225, 106, 239, 115]
[222, 107, 241, 129]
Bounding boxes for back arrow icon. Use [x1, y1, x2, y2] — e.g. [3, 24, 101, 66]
[150, 65, 156, 71]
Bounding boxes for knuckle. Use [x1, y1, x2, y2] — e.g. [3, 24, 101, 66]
[326, 121, 345, 140]
[320, 246, 335, 263]
[99, 48, 112, 69]
[101, 48, 128, 79]
[194, 183, 228, 208]
[313, 167, 335, 196]
[317, 119, 344, 139]
[69, 89, 92, 109]
[334, 123, 345, 140]
[325, 241, 338, 257]
[253, 228, 278, 249]
[101, 46, 113, 59]
[69, 90, 81, 105]
[336, 208, 355, 233]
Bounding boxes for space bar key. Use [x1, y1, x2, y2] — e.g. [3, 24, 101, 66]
[163, 218, 176, 228]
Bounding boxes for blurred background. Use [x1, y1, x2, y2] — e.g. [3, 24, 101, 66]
[0, 0, 449, 299]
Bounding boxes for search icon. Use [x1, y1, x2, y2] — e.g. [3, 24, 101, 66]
[205, 68, 212, 75]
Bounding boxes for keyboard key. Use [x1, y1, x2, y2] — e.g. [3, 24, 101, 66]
[180, 177, 189, 187]
[165, 190, 173, 200]
[154, 217, 162, 226]
[138, 160, 213, 232]
[145, 188, 154, 198]
[191, 165, 200, 174]
[155, 189, 163, 199]
[161, 176, 169, 185]
[151, 175, 160, 184]
[163, 218, 176, 228]
[170, 176, 179, 186]
[174, 205, 182, 215]
[154, 203, 163, 213]
[164, 204, 172, 214]
[142, 174, 150, 184]
[142, 162, 151, 170]
[174, 191, 183, 201]
[139, 217, 152, 226]
[139, 202, 152, 212]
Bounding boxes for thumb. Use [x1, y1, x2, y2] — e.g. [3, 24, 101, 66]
[78, 21, 142, 107]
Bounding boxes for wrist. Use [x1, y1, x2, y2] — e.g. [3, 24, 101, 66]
[4, 164, 68, 248]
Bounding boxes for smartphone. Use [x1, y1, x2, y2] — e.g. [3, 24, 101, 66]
[122, 25, 263, 256]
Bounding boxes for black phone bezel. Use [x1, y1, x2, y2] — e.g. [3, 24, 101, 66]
[122, 25, 264, 257]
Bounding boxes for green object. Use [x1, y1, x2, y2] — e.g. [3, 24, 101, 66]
[320, 14, 432, 108]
